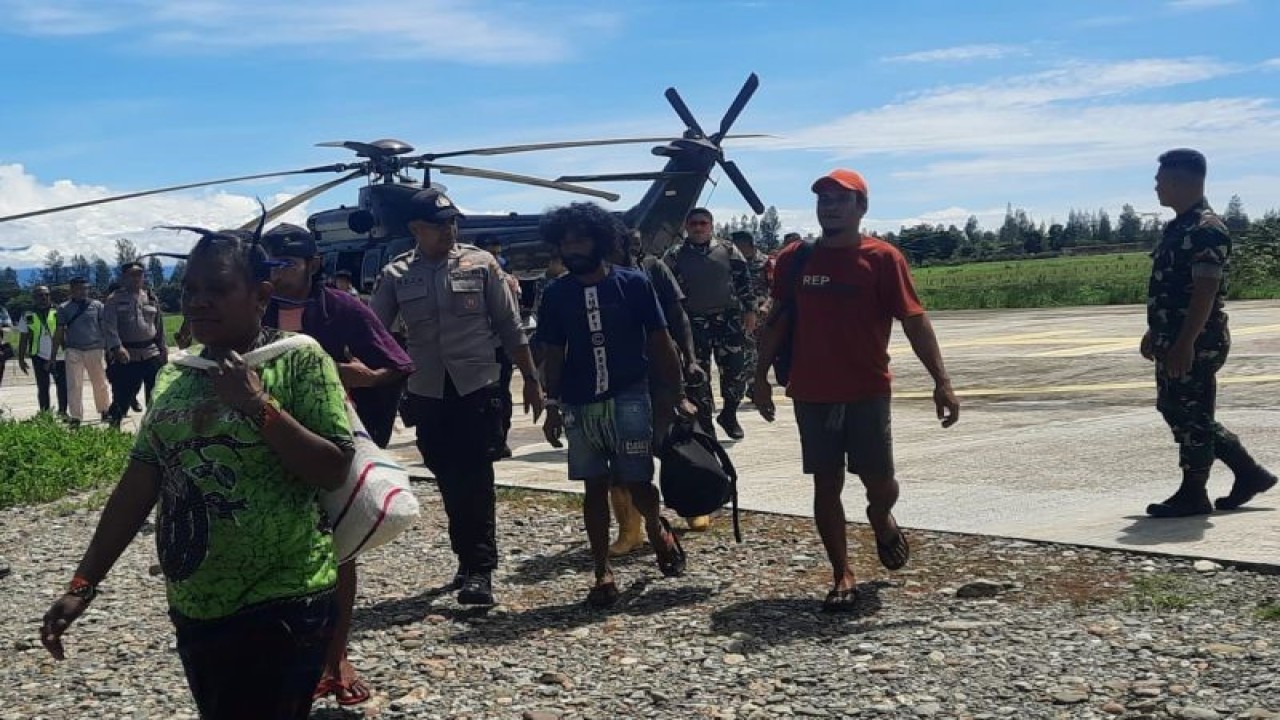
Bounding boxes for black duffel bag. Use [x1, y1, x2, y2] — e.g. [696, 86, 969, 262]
[659, 417, 741, 543]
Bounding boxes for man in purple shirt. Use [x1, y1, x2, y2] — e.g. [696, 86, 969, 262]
[262, 223, 414, 708]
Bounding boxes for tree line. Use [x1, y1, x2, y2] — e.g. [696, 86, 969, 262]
[1, 238, 186, 319]
[713, 197, 1269, 268]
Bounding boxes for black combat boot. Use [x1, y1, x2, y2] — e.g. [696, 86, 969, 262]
[1146, 470, 1213, 518]
[458, 571, 495, 606]
[1214, 442, 1277, 510]
[716, 403, 745, 440]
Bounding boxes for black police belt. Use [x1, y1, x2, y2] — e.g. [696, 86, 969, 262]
[122, 339, 158, 350]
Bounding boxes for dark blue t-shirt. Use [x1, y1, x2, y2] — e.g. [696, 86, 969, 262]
[535, 265, 667, 405]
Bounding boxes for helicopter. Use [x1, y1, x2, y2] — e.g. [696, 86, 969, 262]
[0, 74, 767, 301]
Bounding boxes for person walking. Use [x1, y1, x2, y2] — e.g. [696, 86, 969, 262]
[16, 285, 68, 415]
[371, 188, 544, 606]
[1142, 149, 1276, 517]
[41, 227, 354, 719]
[103, 262, 167, 425]
[752, 169, 959, 612]
[663, 208, 757, 440]
[52, 277, 111, 426]
[261, 222, 415, 707]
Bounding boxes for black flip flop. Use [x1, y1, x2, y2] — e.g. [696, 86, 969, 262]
[822, 587, 860, 613]
[876, 530, 910, 571]
[656, 517, 687, 578]
[586, 581, 620, 608]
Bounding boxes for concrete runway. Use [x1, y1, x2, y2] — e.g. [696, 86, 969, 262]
[3, 300, 1277, 566]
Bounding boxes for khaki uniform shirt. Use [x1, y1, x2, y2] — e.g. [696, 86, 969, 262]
[371, 244, 525, 399]
[104, 288, 166, 362]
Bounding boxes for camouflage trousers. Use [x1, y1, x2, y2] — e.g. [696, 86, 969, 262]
[689, 310, 751, 421]
[1154, 335, 1245, 471]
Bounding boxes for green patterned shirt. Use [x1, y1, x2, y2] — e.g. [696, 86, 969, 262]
[131, 329, 352, 620]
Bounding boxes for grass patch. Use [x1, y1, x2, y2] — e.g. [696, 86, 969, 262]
[496, 486, 583, 511]
[1123, 573, 1202, 612]
[0, 413, 133, 508]
[1256, 602, 1280, 621]
[912, 252, 1280, 310]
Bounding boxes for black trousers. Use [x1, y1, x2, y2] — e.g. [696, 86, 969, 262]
[170, 591, 336, 720]
[107, 357, 162, 421]
[32, 356, 67, 414]
[410, 376, 506, 573]
[496, 346, 515, 441]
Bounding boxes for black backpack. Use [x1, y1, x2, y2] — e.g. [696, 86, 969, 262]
[771, 242, 814, 387]
[659, 417, 742, 542]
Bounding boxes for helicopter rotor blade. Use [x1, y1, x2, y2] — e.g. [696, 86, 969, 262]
[664, 87, 707, 138]
[412, 135, 773, 163]
[237, 170, 366, 231]
[718, 159, 765, 215]
[555, 171, 696, 183]
[0, 165, 355, 224]
[419, 163, 620, 202]
[714, 73, 760, 143]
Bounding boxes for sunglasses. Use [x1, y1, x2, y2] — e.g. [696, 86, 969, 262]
[686, 220, 711, 226]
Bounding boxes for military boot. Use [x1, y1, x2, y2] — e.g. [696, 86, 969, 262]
[1146, 470, 1213, 518]
[1214, 442, 1277, 510]
[716, 403, 745, 440]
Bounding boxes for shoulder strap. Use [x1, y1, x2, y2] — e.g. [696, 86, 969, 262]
[785, 243, 815, 305]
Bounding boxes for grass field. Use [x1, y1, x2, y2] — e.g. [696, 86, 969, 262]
[912, 252, 1280, 310]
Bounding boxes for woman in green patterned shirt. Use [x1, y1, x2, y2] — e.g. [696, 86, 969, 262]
[40, 228, 355, 720]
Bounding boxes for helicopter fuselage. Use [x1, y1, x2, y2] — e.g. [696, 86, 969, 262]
[308, 136, 724, 292]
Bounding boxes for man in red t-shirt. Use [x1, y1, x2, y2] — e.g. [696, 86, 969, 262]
[751, 169, 959, 612]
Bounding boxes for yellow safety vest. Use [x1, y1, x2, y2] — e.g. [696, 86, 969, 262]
[27, 309, 58, 358]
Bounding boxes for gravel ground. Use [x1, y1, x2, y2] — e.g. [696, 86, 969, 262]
[1, 483, 1278, 720]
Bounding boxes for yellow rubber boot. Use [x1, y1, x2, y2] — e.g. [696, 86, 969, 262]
[608, 486, 646, 556]
[686, 515, 711, 532]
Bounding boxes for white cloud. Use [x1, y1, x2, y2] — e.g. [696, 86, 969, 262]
[0, 0, 619, 63]
[1168, 0, 1243, 10]
[884, 44, 1027, 64]
[0, 164, 315, 266]
[756, 59, 1280, 180]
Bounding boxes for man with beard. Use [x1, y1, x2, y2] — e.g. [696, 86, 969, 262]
[261, 222, 414, 707]
[371, 189, 544, 607]
[536, 203, 688, 607]
[751, 170, 959, 612]
[17, 285, 68, 415]
[103, 261, 167, 426]
[1142, 149, 1276, 516]
[664, 208, 757, 440]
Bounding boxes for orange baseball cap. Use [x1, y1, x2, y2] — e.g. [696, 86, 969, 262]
[811, 169, 869, 195]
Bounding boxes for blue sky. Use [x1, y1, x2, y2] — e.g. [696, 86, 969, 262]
[1, 0, 1278, 266]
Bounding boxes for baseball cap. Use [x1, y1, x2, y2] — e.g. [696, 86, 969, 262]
[811, 169, 869, 196]
[69, 276, 88, 285]
[262, 223, 318, 259]
[729, 230, 755, 245]
[120, 261, 145, 273]
[404, 188, 465, 224]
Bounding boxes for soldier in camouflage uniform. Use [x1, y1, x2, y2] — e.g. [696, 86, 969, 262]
[730, 230, 770, 391]
[1143, 148, 1276, 518]
[665, 208, 758, 439]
